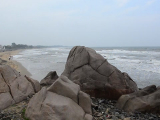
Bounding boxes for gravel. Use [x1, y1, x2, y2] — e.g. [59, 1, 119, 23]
[92, 97, 160, 120]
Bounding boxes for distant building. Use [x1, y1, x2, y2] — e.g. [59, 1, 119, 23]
[0, 45, 5, 52]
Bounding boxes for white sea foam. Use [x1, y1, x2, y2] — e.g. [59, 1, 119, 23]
[97, 49, 160, 56]
[46, 47, 71, 52]
[13, 54, 23, 58]
[151, 59, 160, 66]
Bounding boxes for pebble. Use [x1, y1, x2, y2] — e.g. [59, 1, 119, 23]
[115, 112, 119, 116]
[124, 117, 131, 120]
[149, 117, 154, 120]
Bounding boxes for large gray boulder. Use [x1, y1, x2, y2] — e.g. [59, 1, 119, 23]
[0, 65, 40, 111]
[25, 75, 92, 120]
[116, 85, 160, 114]
[62, 46, 138, 100]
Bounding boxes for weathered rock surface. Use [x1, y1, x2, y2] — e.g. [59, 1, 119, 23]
[40, 71, 59, 86]
[25, 75, 92, 120]
[0, 65, 40, 111]
[116, 85, 160, 114]
[25, 75, 41, 93]
[62, 46, 138, 100]
[48, 75, 80, 103]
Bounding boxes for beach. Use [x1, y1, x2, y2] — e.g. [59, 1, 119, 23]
[0, 50, 31, 77]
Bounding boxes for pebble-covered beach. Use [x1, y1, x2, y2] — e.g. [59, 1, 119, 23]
[0, 98, 29, 120]
[92, 98, 160, 120]
[0, 97, 160, 120]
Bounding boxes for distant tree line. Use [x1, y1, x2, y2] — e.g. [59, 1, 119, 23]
[3, 43, 64, 51]
[4, 43, 33, 50]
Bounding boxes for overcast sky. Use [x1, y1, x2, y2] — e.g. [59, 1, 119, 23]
[0, 0, 160, 47]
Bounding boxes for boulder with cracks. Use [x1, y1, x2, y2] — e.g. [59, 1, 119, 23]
[0, 65, 40, 111]
[62, 46, 138, 100]
[25, 75, 92, 120]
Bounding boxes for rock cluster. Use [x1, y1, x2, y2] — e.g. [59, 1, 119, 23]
[25, 75, 93, 120]
[0, 65, 40, 111]
[116, 85, 160, 114]
[62, 46, 138, 100]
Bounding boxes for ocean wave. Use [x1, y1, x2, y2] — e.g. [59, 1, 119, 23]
[96, 49, 160, 56]
[12, 47, 160, 87]
[46, 47, 71, 52]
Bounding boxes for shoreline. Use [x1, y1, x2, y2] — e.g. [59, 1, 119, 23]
[0, 50, 31, 77]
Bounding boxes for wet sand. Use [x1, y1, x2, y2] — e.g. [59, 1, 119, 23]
[0, 50, 31, 76]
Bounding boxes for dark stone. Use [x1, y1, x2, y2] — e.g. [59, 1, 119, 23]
[40, 71, 59, 86]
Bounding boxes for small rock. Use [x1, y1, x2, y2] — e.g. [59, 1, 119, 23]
[95, 113, 103, 117]
[112, 115, 119, 120]
[98, 99, 105, 104]
[106, 114, 112, 119]
[149, 117, 154, 120]
[115, 112, 119, 116]
[105, 108, 110, 114]
[110, 106, 114, 109]
[120, 115, 125, 119]
[124, 117, 131, 120]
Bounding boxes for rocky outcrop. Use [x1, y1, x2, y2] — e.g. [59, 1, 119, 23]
[62, 46, 138, 100]
[40, 71, 59, 86]
[0, 65, 40, 111]
[25, 75, 92, 120]
[116, 85, 160, 114]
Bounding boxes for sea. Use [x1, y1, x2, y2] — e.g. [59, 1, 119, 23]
[13, 47, 160, 88]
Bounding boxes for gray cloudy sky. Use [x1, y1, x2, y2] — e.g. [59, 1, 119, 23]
[0, 0, 160, 47]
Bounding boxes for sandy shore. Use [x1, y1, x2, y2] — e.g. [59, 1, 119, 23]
[0, 50, 31, 76]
